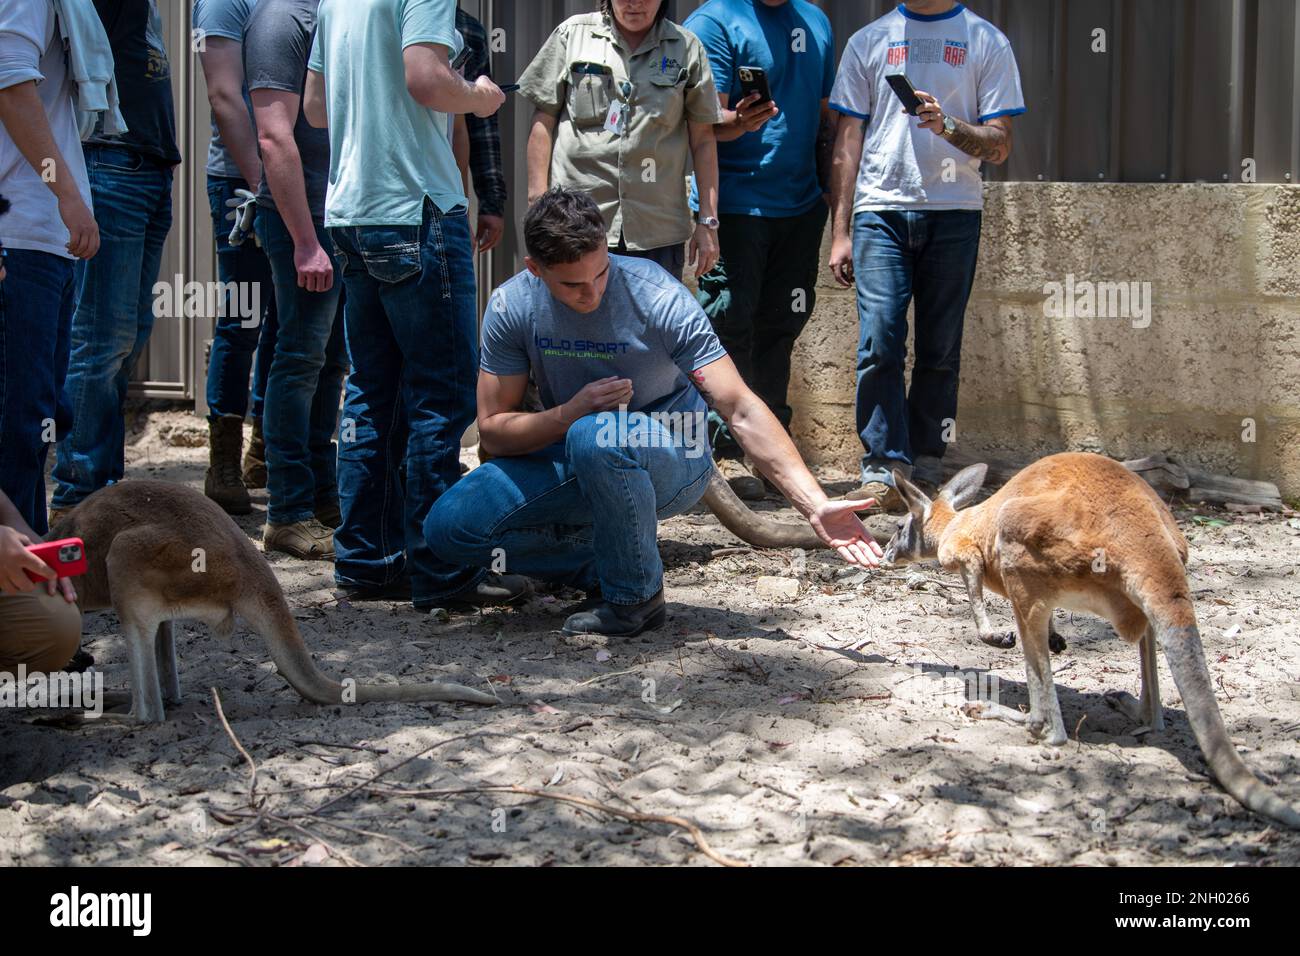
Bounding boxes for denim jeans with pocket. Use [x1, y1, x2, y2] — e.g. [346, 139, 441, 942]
[52, 146, 173, 509]
[330, 202, 480, 606]
[424, 411, 715, 606]
[205, 175, 278, 421]
[0, 250, 76, 534]
[255, 206, 348, 524]
[852, 209, 982, 485]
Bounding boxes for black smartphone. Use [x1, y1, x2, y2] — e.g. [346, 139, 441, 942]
[737, 65, 772, 105]
[452, 45, 472, 74]
[500, 83, 520, 93]
[886, 72, 924, 116]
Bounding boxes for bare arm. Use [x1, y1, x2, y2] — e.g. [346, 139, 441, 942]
[691, 357, 882, 565]
[198, 37, 262, 185]
[404, 42, 503, 116]
[713, 90, 779, 143]
[915, 91, 1014, 165]
[0, 81, 98, 258]
[827, 114, 865, 287]
[252, 88, 333, 292]
[477, 372, 572, 458]
[303, 69, 327, 128]
[816, 99, 837, 195]
[526, 109, 557, 204]
[687, 120, 720, 277]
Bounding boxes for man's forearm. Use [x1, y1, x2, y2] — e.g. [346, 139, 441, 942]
[0, 82, 82, 200]
[209, 91, 262, 187]
[725, 394, 828, 519]
[816, 108, 837, 194]
[480, 407, 572, 458]
[943, 117, 1011, 164]
[829, 122, 863, 237]
[260, 138, 318, 248]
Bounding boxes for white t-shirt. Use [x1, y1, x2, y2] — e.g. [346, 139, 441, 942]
[0, 0, 92, 258]
[830, 3, 1024, 212]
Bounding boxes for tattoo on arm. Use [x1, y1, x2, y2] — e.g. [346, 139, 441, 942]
[690, 370, 717, 409]
[945, 118, 1011, 164]
[816, 111, 837, 191]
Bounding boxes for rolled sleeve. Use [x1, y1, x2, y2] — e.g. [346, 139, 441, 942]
[0, 32, 44, 92]
[683, 36, 722, 124]
[518, 24, 569, 116]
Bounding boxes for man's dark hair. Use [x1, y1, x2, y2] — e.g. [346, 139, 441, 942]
[523, 188, 607, 267]
[599, 1, 669, 27]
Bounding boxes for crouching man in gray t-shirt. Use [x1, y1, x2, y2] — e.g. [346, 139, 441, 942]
[425, 188, 882, 637]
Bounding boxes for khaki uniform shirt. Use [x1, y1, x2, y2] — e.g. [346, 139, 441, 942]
[520, 13, 721, 251]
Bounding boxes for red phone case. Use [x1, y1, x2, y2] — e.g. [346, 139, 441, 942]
[24, 538, 88, 583]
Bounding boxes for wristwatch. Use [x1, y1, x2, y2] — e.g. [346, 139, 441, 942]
[941, 114, 957, 138]
[697, 215, 720, 229]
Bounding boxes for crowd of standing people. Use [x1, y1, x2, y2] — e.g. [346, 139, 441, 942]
[1, 0, 1022, 661]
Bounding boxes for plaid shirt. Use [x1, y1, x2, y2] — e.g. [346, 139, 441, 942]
[457, 8, 507, 218]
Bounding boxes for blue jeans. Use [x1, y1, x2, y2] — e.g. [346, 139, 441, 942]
[852, 209, 981, 484]
[425, 411, 715, 606]
[255, 207, 348, 524]
[0, 250, 77, 534]
[330, 203, 479, 606]
[205, 175, 278, 421]
[52, 146, 173, 509]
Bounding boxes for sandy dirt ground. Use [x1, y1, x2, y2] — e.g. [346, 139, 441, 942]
[2, 404, 1298, 867]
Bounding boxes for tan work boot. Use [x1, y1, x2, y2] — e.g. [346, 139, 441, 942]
[716, 456, 765, 501]
[243, 417, 267, 489]
[264, 517, 336, 560]
[205, 415, 252, 515]
[841, 480, 906, 514]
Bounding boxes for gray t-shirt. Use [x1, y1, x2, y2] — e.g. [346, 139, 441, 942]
[481, 256, 729, 428]
[244, 0, 330, 220]
[193, 0, 258, 180]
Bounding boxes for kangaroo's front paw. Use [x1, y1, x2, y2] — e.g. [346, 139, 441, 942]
[981, 631, 1017, 649]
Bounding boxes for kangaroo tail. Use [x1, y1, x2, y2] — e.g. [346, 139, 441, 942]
[236, 587, 497, 707]
[1135, 577, 1300, 828]
[701, 465, 891, 550]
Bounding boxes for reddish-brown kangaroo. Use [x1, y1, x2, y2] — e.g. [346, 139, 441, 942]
[882, 452, 1299, 829]
[48, 481, 497, 722]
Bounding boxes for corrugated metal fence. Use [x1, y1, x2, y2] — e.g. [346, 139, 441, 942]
[136, 0, 1299, 401]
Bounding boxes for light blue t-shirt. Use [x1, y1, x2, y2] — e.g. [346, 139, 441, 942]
[308, 0, 465, 227]
[193, 0, 258, 179]
[481, 256, 729, 425]
[686, 0, 835, 218]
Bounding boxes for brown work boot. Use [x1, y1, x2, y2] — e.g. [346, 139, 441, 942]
[716, 456, 765, 501]
[205, 415, 252, 515]
[263, 518, 336, 560]
[243, 417, 267, 489]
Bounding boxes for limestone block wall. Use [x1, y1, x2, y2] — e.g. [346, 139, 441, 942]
[786, 183, 1300, 499]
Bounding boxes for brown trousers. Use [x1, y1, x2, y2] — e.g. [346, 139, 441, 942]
[0, 591, 82, 673]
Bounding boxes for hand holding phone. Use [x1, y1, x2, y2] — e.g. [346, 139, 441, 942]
[885, 73, 924, 116]
[24, 538, 88, 584]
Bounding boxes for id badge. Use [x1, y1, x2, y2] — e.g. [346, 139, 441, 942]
[603, 101, 627, 135]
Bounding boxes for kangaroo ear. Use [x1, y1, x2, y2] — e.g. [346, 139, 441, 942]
[893, 469, 931, 516]
[940, 463, 988, 510]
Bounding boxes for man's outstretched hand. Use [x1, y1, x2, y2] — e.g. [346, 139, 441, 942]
[808, 499, 885, 567]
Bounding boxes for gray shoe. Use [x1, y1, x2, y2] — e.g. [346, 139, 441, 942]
[562, 589, 666, 637]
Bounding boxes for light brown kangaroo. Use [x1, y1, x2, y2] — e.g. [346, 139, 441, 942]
[47, 481, 497, 722]
[882, 451, 1300, 829]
